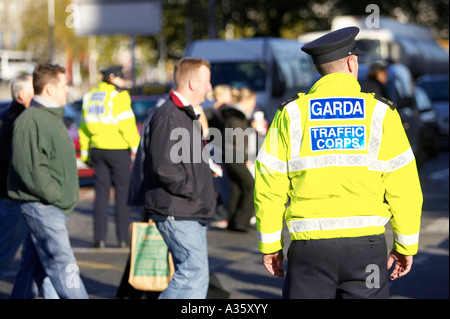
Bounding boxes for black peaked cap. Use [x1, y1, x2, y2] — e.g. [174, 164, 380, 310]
[301, 26, 364, 65]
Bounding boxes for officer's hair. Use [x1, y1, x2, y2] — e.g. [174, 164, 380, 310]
[316, 57, 348, 76]
[174, 57, 210, 90]
[11, 74, 32, 100]
[33, 63, 66, 95]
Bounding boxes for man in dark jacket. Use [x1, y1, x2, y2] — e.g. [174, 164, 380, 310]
[0, 75, 33, 276]
[1, 75, 58, 298]
[144, 57, 216, 299]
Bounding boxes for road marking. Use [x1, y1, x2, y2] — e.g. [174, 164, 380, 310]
[77, 260, 124, 271]
[421, 217, 449, 234]
[419, 246, 449, 257]
[428, 168, 449, 180]
[73, 247, 130, 253]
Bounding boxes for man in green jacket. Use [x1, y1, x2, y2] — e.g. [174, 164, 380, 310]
[7, 64, 88, 299]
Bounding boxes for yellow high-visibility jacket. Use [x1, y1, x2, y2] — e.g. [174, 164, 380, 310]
[254, 73, 422, 256]
[78, 82, 140, 158]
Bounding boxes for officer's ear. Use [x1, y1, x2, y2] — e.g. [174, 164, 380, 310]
[347, 55, 358, 78]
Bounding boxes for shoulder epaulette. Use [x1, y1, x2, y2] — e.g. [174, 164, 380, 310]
[373, 93, 396, 110]
[278, 93, 305, 111]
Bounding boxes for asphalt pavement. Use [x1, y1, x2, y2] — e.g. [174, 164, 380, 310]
[0, 151, 448, 301]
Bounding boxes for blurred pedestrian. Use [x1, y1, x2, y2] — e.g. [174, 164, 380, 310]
[8, 64, 88, 299]
[205, 84, 234, 229]
[1, 74, 58, 299]
[223, 87, 257, 232]
[78, 66, 140, 248]
[204, 84, 233, 134]
[255, 27, 422, 299]
[143, 57, 216, 299]
[0, 75, 33, 277]
[361, 60, 389, 98]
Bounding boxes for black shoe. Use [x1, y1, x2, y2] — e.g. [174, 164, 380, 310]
[93, 240, 106, 248]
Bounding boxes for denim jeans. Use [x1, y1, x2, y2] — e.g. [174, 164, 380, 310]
[11, 202, 88, 299]
[1, 199, 59, 298]
[152, 216, 209, 299]
[0, 199, 28, 276]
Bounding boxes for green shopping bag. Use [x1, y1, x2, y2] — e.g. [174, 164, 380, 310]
[128, 221, 174, 291]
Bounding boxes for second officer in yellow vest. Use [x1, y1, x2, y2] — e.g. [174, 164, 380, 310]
[254, 27, 422, 298]
[79, 66, 140, 248]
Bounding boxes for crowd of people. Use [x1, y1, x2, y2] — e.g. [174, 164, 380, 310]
[0, 26, 423, 300]
[0, 58, 267, 299]
[203, 85, 268, 231]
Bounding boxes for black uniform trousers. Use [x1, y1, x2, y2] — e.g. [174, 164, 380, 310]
[283, 234, 389, 299]
[91, 149, 131, 244]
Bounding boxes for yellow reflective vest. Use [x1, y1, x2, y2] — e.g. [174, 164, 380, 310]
[254, 73, 423, 256]
[78, 82, 140, 157]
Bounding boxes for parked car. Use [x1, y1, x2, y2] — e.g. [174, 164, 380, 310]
[416, 74, 449, 149]
[359, 63, 440, 166]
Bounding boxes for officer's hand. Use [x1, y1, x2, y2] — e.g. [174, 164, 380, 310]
[387, 249, 413, 280]
[262, 250, 285, 277]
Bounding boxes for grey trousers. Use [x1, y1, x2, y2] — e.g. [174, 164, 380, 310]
[283, 234, 389, 299]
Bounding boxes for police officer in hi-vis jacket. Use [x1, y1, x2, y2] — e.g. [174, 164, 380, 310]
[79, 66, 140, 248]
[254, 27, 422, 299]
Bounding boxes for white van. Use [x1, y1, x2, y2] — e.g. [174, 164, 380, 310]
[299, 16, 449, 79]
[183, 37, 315, 121]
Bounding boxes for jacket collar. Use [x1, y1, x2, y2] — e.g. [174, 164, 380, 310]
[169, 92, 208, 146]
[31, 96, 62, 108]
[170, 91, 189, 107]
[309, 73, 361, 94]
[29, 98, 65, 118]
[169, 92, 198, 120]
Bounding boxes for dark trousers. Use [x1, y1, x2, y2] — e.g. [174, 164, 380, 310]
[91, 149, 131, 244]
[225, 162, 255, 230]
[283, 234, 389, 299]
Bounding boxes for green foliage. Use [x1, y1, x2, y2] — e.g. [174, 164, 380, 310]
[18, 0, 448, 76]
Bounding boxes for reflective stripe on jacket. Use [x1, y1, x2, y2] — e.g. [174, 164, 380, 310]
[78, 82, 140, 154]
[254, 73, 423, 255]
